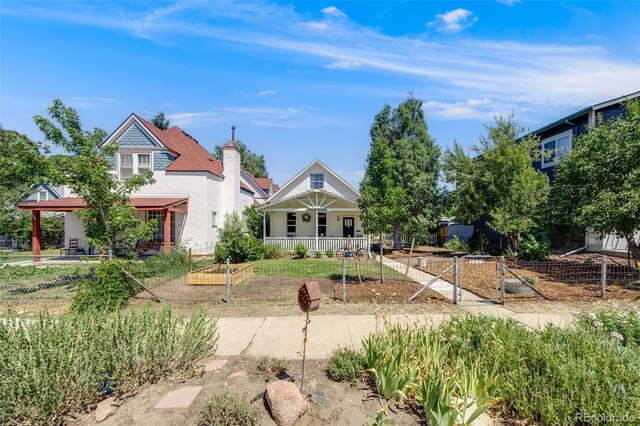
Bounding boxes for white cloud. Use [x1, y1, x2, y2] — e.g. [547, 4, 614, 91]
[497, 0, 521, 6]
[258, 90, 276, 97]
[430, 8, 478, 33]
[321, 6, 347, 18]
[301, 20, 330, 31]
[7, 1, 638, 116]
[423, 98, 498, 119]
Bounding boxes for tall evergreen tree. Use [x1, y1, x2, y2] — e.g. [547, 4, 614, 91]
[150, 112, 170, 130]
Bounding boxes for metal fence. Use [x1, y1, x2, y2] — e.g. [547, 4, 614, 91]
[416, 254, 640, 303]
[2, 252, 638, 311]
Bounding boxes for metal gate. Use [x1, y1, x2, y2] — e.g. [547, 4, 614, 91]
[459, 254, 500, 302]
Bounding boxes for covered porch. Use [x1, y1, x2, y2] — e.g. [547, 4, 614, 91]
[19, 196, 189, 260]
[259, 190, 369, 253]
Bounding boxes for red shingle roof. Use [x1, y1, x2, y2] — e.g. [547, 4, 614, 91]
[240, 182, 254, 194]
[242, 169, 274, 193]
[133, 114, 223, 177]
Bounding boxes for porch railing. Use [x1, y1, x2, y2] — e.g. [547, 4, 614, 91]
[264, 237, 370, 253]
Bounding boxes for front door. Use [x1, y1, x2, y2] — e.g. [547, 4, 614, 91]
[342, 217, 355, 238]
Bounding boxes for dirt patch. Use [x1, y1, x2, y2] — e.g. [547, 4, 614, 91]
[337, 278, 447, 304]
[418, 257, 640, 303]
[66, 356, 424, 426]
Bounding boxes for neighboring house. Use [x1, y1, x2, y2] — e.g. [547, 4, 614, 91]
[20, 114, 275, 256]
[259, 160, 368, 252]
[527, 91, 640, 254]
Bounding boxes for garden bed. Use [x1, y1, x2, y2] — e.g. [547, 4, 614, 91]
[187, 263, 254, 286]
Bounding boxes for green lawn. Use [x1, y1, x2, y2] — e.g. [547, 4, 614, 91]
[251, 258, 404, 280]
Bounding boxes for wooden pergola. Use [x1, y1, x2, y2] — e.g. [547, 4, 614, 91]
[19, 197, 189, 260]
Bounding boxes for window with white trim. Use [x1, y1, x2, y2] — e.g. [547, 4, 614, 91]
[541, 131, 572, 168]
[310, 173, 324, 189]
[37, 190, 48, 202]
[119, 153, 153, 180]
[147, 211, 175, 243]
[211, 211, 218, 228]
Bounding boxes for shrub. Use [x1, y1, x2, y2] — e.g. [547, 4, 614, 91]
[327, 348, 365, 383]
[575, 304, 640, 346]
[468, 229, 489, 253]
[522, 276, 536, 287]
[314, 251, 322, 259]
[443, 235, 470, 253]
[520, 234, 549, 260]
[263, 244, 285, 260]
[198, 392, 259, 426]
[294, 243, 308, 259]
[136, 244, 189, 278]
[214, 213, 263, 263]
[256, 357, 287, 382]
[0, 305, 217, 425]
[438, 315, 640, 425]
[326, 249, 334, 258]
[71, 260, 138, 313]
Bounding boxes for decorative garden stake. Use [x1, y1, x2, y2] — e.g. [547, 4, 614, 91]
[298, 281, 321, 393]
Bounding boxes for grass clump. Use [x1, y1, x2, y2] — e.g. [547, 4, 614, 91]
[0, 305, 218, 425]
[262, 244, 286, 260]
[197, 392, 259, 426]
[327, 348, 365, 384]
[443, 235, 469, 253]
[256, 357, 287, 382]
[326, 249, 334, 258]
[314, 251, 322, 259]
[293, 243, 308, 259]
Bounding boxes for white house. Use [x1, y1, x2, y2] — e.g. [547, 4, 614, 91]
[20, 114, 276, 256]
[259, 160, 368, 252]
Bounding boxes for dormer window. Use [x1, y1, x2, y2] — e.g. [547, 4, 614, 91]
[310, 173, 324, 189]
[119, 153, 152, 180]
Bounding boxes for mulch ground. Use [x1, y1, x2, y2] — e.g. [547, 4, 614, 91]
[418, 256, 640, 302]
[336, 278, 448, 304]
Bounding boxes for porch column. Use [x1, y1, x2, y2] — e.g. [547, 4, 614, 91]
[32, 210, 42, 262]
[164, 208, 171, 255]
[315, 209, 318, 252]
[262, 211, 266, 243]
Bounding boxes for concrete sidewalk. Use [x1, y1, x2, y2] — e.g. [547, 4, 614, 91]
[214, 311, 574, 360]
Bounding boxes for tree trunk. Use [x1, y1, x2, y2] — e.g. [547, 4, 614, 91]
[393, 221, 402, 251]
[625, 235, 640, 266]
[379, 225, 384, 283]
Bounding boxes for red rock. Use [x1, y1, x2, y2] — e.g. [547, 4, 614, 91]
[265, 380, 307, 426]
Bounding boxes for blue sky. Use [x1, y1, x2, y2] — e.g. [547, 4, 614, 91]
[1, 0, 639, 187]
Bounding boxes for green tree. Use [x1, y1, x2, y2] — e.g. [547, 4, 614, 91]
[34, 99, 157, 252]
[150, 112, 170, 130]
[552, 100, 640, 261]
[443, 116, 549, 251]
[244, 205, 269, 240]
[359, 105, 406, 281]
[370, 97, 441, 250]
[0, 127, 58, 248]
[214, 212, 262, 263]
[214, 140, 268, 178]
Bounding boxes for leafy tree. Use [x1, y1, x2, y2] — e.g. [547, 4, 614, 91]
[359, 105, 406, 281]
[214, 212, 262, 263]
[214, 140, 268, 178]
[0, 127, 58, 247]
[150, 112, 170, 130]
[244, 205, 269, 240]
[552, 100, 640, 261]
[443, 116, 549, 251]
[34, 99, 157, 252]
[367, 97, 441, 250]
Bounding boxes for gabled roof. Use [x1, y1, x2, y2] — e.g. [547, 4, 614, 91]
[265, 160, 360, 205]
[102, 114, 223, 177]
[241, 169, 274, 196]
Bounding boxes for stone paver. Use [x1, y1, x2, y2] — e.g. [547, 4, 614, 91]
[153, 386, 203, 412]
[204, 359, 228, 372]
